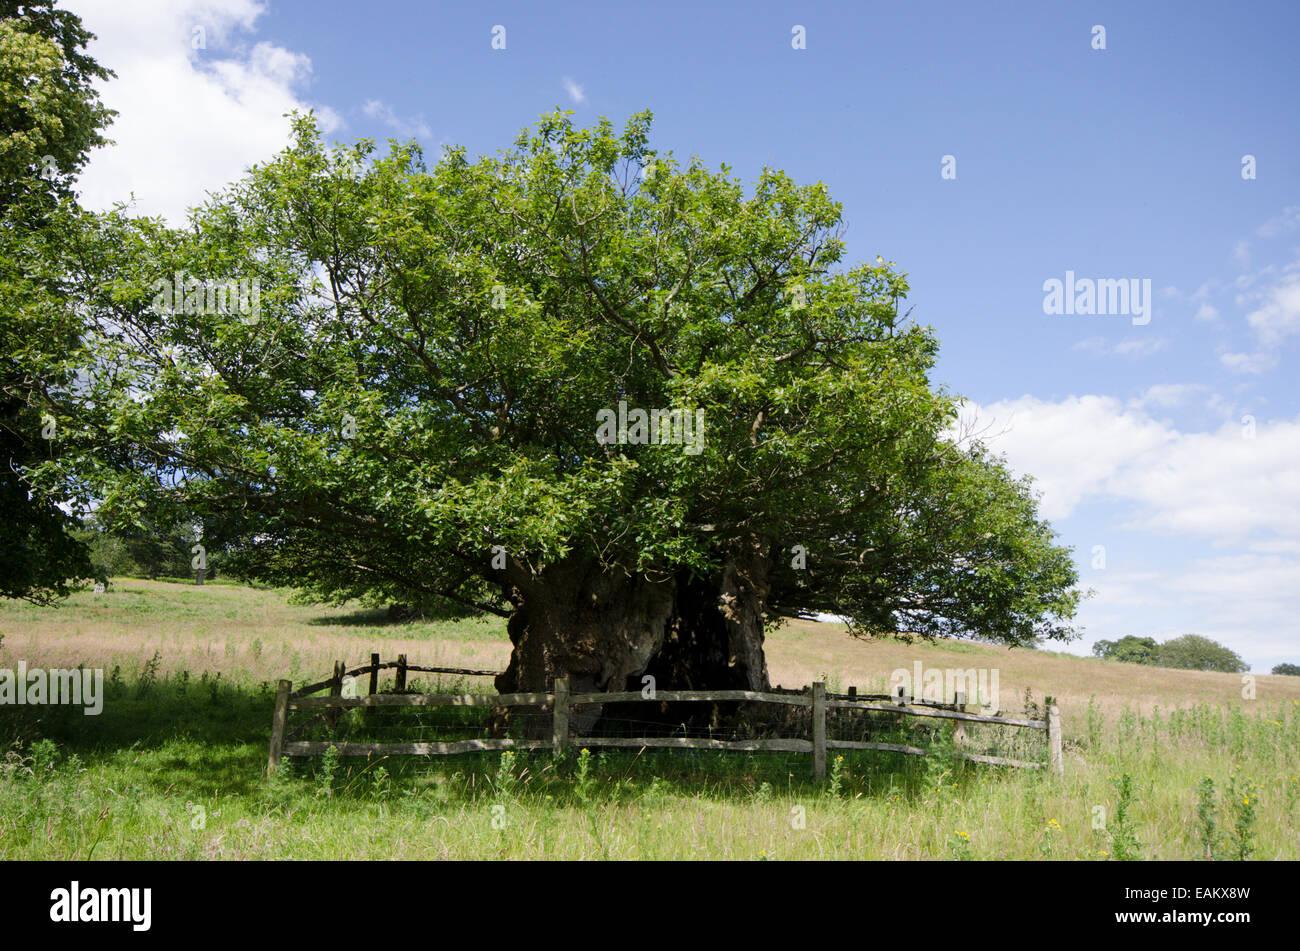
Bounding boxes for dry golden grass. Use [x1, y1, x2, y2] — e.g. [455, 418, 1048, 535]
[3, 580, 1297, 860]
[0, 579, 511, 688]
[770, 618, 1300, 732]
[4, 579, 1296, 741]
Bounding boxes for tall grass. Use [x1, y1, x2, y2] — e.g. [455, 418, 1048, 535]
[1, 581, 1296, 860]
[1, 665, 1295, 859]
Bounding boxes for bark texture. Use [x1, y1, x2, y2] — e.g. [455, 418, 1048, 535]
[493, 538, 772, 736]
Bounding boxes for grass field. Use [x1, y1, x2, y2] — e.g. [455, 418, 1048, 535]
[2, 579, 1297, 859]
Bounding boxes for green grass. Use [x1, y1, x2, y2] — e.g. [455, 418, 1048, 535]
[1, 581, 1297, 859]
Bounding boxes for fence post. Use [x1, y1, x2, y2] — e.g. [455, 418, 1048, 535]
[953, 690, 967, 746]
[267, 678, 291, 775]
[1046, 696, 1064, 777]
[895, 682, 910, 729]
[395, 654, 408, 693]
[367, 652, 380, 722]
[812, 681, 826, 780]
[552, 676, 570, 756]
[327, 660, 344, 729]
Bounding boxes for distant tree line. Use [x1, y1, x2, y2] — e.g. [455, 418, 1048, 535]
[1091, 634, 1249, 673]
[72, 516, 223, 584]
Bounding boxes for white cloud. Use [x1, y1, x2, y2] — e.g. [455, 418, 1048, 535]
[66, 0, 340, 223]
[953, 395, 1173, 521]
[1071, 336, 1167, 358]
[1257, 205, 1300, 238]
[958, 394, 1300, 669]
[361, 98, 431, 140]
[1232, 239, 1252, 269]
[1195, 301, 1219, 322]
[1233, 264, 1276, 292]
[1114, 337, 1167, 357]
[1077, 557, 1300, 669]
[562, 77, 586, 104]
[1219, 350, 1278, 374]
[1130, 383, 1206, 411]
[1245, 274, 1300, 347]
[955, 394, 1300, 543]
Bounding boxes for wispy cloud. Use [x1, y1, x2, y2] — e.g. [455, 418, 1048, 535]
[362, 98, 431, 140]
[1232, 239, 1252, 269]
[1130, 383, 1208, 411]
[1257, 205, 1300, 238]
[1245, 272, 1300, 347]
[1072, 336, 1168, 358]
[562, 77, 586, 104]
[1218, 349, 1278, 374]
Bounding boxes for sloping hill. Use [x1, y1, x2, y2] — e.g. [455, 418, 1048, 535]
[3, 580, 1296, 735]
[769, 618, 1300, 727]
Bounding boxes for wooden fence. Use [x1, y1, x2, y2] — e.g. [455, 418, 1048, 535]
[268, 655, 1064, 780]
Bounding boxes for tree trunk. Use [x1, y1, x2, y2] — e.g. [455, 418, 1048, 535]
[620, 536, 771, 733]
[493, 537, 771, 737]
[493, 555, 675, 736]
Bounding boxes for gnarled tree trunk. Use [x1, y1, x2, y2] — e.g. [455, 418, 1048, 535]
[493, 537, 772, 737]
[493, 555, 676, 735]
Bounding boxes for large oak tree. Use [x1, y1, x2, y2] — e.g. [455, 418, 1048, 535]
[33, 111, 1081, 725]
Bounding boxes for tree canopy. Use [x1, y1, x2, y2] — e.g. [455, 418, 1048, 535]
[1092, 635, 1159, 665]
[1154, 634, 1248, 674]
[0, 0, 113, 602]
[25, 109, 1081, 696]
[1094, 633, 1248, 673]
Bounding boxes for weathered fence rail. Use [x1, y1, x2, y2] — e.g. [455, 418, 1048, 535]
[290, 654, 498, 700]
[267, 656, 1065, 779]
[277, 654, 502, 746]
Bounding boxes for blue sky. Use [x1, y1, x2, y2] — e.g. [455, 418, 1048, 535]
[66, 0, 1300, 670]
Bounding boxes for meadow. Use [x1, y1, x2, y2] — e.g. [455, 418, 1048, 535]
[1, 579, 1296, 860]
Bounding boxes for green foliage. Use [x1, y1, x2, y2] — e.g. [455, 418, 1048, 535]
[1086, 695, 1104, 748]
[316, 745, 340, 798]
[1195, 776, 1219, 859]
[27, 737, 58, 775]
[493, 750, 520, 800]
[947, 829, 973, 860]
[0, 1, 113, 603]
[1154, 635, 1248, 674]
[1224, 768, 1259, 860]
[1092, 636, 1158, 664]
[1038, 817, 1061, 858]
[74, 515, 218, 581]
[74, 528, 129, 581]
[1272, 663, 1300, 676]
[135, 651, 162, 698]
[1093, 634, 1248, 673]
[574, 747, 595, 803]
[1107, 772, 1142, 861]
[828, 753, 847, 797]
[368, 764, 390, 801]
[30, 109, 1080, 649]
[0, 0, 115, 211]
[0, 449, 94, 600]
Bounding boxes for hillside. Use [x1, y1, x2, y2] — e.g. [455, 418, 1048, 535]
[2, 579, 1297, 861]
[4, 579, 1296, 735]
